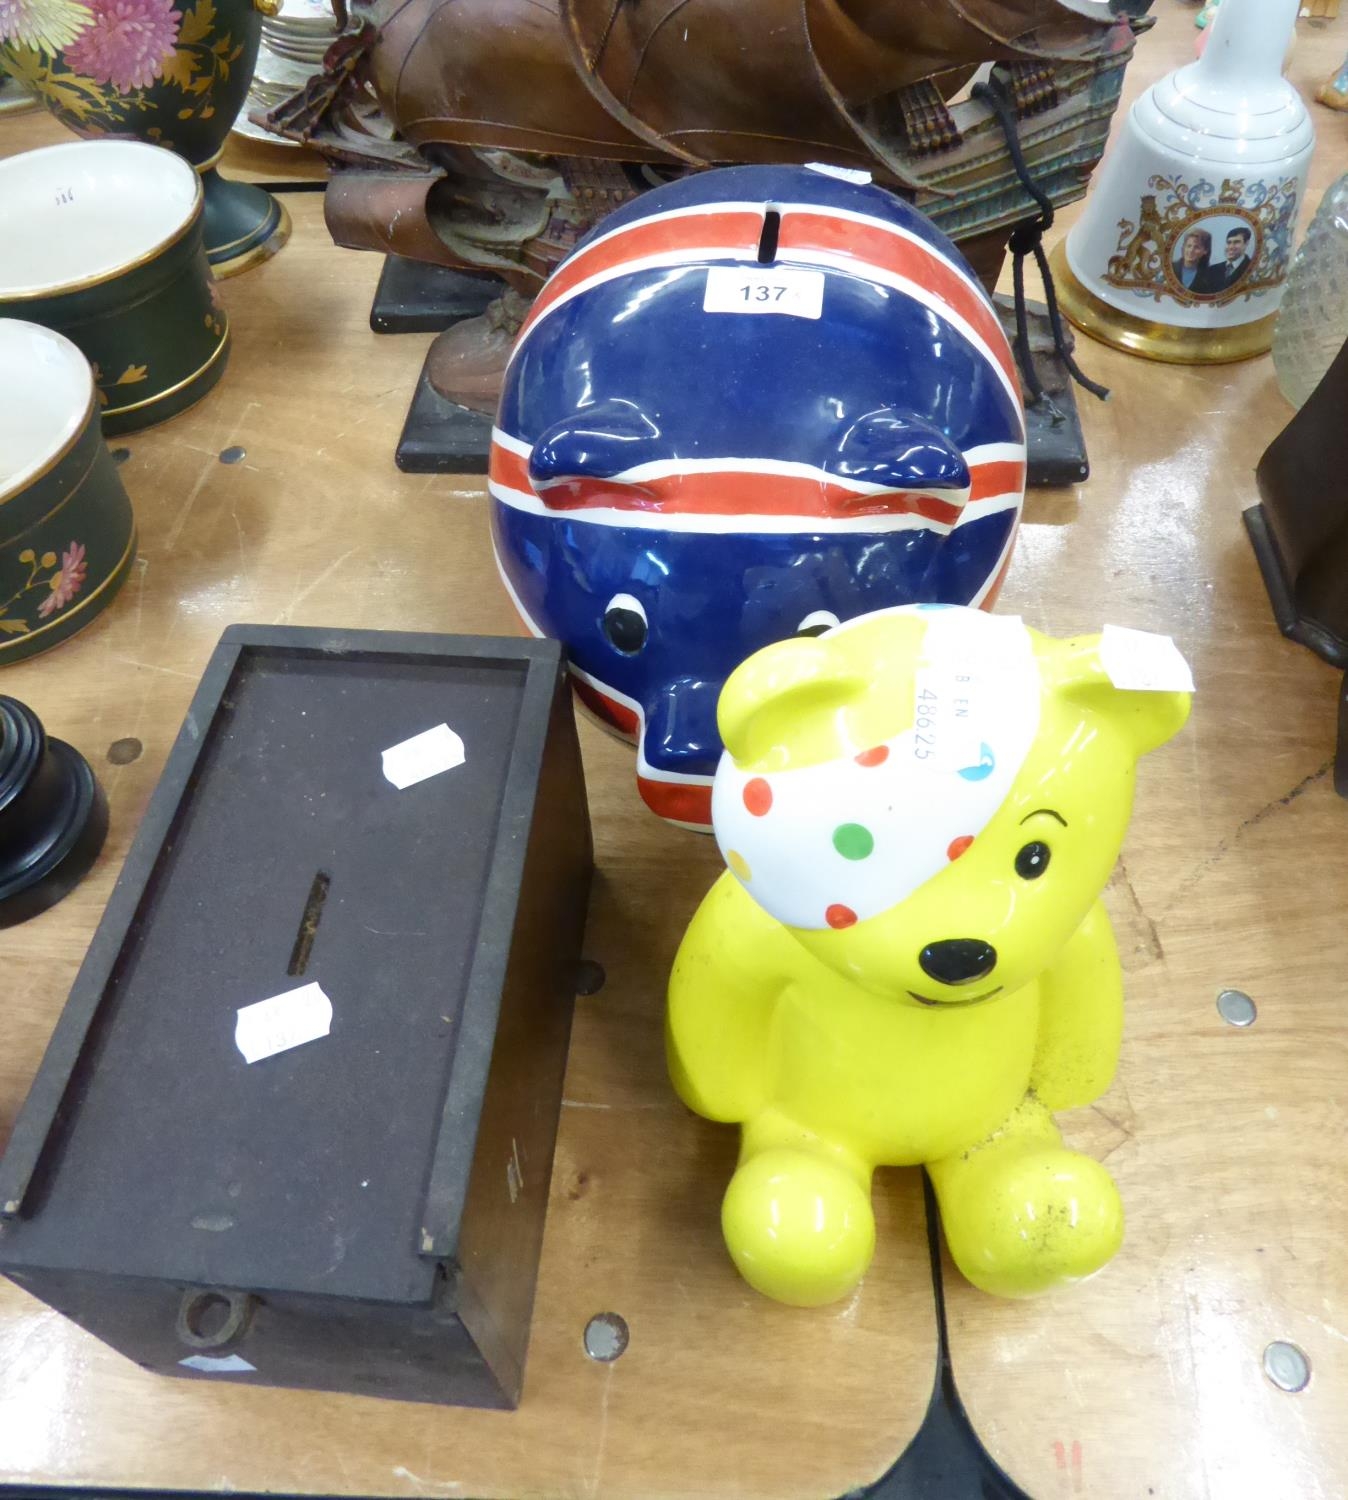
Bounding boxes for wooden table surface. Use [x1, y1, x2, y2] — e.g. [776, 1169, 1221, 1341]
[3, 8, 1348, 1499]
[1, 101, 328, 182]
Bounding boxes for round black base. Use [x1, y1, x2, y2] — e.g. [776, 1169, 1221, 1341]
[201, 169, 291, 279]
[0, 698, 109, 929]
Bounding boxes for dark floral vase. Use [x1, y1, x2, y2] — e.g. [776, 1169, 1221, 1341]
[0, 0, 289, 277]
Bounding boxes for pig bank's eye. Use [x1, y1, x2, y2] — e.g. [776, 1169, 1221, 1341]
[796, 610, 840, 638]
[603, 593, 648, 654]
[1015, 841, 1051, 880]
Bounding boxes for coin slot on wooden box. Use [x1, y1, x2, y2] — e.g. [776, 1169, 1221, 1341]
[286, 870, 330, 977]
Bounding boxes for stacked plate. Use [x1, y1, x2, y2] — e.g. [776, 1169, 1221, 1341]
[234, 0, 340, 146]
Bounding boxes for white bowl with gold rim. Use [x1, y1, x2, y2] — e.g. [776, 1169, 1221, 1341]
[0, 321, 136, 662]
[0, 140, 230, 433]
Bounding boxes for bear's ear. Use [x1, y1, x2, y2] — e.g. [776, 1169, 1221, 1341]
[1043, 634, 1191, 758]
[719, 636, 868, 772]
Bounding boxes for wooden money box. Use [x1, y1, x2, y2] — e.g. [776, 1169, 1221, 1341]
[0, 625, 592, 1408]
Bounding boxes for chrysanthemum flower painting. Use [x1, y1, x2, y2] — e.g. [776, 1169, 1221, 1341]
[37, 542, 88, 620]
[0, 0, 238, 141]
[61, 0, 181, 91]
[0, 0, 92, 54]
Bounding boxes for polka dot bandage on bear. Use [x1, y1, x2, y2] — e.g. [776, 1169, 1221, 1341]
[712, 607, 1042, 931]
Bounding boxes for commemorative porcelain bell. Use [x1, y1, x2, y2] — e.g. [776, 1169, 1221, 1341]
[1051, 0, 1313, 364]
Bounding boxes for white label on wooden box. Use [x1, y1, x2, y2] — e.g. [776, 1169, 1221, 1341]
[235, 982, 333, 1065]
[180, 1353, 256, 1373]
[381, 723, 466, 790]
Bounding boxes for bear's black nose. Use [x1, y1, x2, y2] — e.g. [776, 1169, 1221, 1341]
[918, 939, 997, 986]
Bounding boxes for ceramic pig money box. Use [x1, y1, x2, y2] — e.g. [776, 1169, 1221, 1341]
[490, 164, 1026, 829]
[667, 605, 1191, 1304]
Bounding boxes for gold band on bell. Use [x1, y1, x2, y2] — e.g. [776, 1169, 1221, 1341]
[1048, 241, 1280, 367]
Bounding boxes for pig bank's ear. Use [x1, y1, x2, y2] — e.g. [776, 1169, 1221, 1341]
[828, 408, 970, 495]
[719, 636, 868, 772]
[528, 398, 662, 506]
[1041, 633, 1192, 759]
[824, 410, 970, 532]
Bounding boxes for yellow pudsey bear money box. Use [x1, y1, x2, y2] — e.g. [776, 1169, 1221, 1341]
[667, 604, 1191, 1304]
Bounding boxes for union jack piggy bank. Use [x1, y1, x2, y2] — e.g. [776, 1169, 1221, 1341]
[490, 164, 1025, 829]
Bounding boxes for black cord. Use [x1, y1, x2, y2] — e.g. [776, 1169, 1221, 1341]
[973, 74, 1110, 405]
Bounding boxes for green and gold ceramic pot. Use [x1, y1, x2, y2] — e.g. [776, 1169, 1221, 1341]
[0, 0, 288, 277]
[0, 321, 136, 663]
[0, 140, 230, 435]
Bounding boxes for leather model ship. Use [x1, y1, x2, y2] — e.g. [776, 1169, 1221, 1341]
[266, 0, 1152, 406]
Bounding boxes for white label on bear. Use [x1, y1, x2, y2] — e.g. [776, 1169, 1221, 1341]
[703, 266, 825, 320]
[1099, 625, 1195, 693]
[912, 610, 1024, 772]
[913, 667, 983, 773]
[381, 723, 466, 790]
[179, 1354, 256, 1373]
[235, 982, 332, 1065]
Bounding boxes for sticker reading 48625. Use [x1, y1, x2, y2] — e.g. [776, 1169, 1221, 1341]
[703, 265, 825, 320]
[913, 667, 981, 772]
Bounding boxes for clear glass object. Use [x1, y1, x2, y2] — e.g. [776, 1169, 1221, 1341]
[1273, 173, 1348, 408]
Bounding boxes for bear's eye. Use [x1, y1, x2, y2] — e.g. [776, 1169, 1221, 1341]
[603, 593, 648, 654]
[1015, 841, 1051, 880]
[796, 610, 840, 638]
